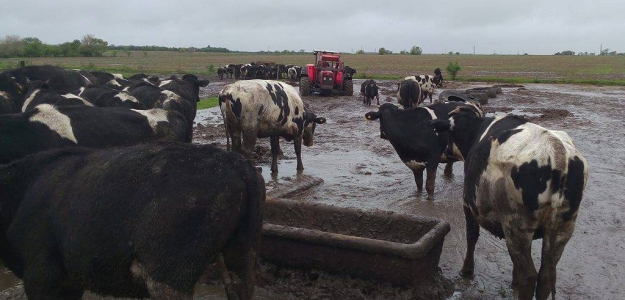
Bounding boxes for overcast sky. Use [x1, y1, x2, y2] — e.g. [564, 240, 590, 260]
[1, 0, 623, 55]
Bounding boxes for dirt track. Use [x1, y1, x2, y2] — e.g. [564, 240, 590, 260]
[1, 79, 624, 300]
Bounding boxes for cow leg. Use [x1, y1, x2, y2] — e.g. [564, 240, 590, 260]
[536, 220, 575, 300]
[444, 162, 454, 176]
[241, 130, 257, 161]
[412, 168, 424, 191]
[460, 205, 480, 277]
[146, 278, 193, 300]
[425, 165, 437, 198]
[270, 135, 280, 173]
[295, 136, 304, 171]
[376, 95, 380, 105]
[502, 221, 537, 300]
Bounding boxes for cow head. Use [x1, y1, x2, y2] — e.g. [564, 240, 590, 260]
[429, 106, 484, 160]
[181, 74, 210, 103]
[0, 73, 25, 111]
[302, 108, 326, 147]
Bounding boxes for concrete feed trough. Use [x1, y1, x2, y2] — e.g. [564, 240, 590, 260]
[260, 198, 451, 286]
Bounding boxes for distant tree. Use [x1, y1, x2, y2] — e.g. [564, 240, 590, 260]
[446, 61, 462, 80]
[299, 49, 306, 53]
[79, 34, 108, 57]
[23, 37, 45, 57]
[410, 46, 422, 55]
[356, 49, 365, 54]
[60, 39, 81, 57]
[400, 50, 407, 55]
[0, 35, 24, 57]
[378, 47, 392, 55]
[555, 50, 575, 55]
[455, 52, 460, 55]
[600, 48, 610, 56]
[448, 51, 453, 55]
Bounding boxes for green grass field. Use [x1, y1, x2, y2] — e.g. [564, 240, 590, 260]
[197, 97, 218, 110]
[2, 51, 625, 85]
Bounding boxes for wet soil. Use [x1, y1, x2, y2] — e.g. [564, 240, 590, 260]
[1, 79, 624, 299]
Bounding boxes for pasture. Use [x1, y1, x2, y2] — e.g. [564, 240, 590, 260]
[2, 51, 625, 84]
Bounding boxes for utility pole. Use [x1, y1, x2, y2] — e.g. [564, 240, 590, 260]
[473, 45, 475, 55]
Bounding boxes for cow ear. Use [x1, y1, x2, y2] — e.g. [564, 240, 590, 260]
[314, 117, 326, 124]
[429, 119, 451, 132]
[199, 80, 210, 87]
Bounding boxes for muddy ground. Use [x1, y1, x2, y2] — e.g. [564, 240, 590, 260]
[1, 79, 624, 299]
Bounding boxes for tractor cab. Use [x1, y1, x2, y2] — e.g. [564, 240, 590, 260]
[300, 50, 354, 96]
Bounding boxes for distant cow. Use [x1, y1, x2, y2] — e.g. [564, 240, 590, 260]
[0, 142, 265, 299]
[405, 75, 437, 104]
[219, 80, 326, 173]
[218, 67, 227, 80]
[365, 101, 482, 198]
[397, 79, 422, 108]
[360, 79, 379, 106]
[433, 68, 444, 87]
[0, 104, 189, 164]
[429, 107, 588, 300]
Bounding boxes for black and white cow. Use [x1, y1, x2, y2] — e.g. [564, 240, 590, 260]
[365, 101, 482, 198]
[19, 81, 93, 112]
[219, 80, 326, 173]
[429, 107, 588, 300]
[0, 142, 265, 299]
[287, 66, 302, 82]
[75, 86, 146, 109]
[360, 79, 380, 106]
[0, 104, 189, 164]
[397, 79, 422, 109]
[405, 75, 437, 104]
[218, 67, 227, 80]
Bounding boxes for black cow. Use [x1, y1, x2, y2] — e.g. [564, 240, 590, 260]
[219, 79, 326, 173]
[0, 104, 189, 164]
[218, 67, 227, 80]
[365, 101, 482, 198]
[433, 68, 444, 87]
[396, 79, 422, 108]
[3, 65, 90, 92]
[429, 107, 588, 300]
[0, 142, 265, 299]
[361, 79, 379, 106]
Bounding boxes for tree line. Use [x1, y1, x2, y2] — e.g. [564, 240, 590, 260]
[0, 34, 235, 58]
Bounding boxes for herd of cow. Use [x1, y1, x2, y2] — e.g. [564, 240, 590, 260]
[217, 62, 303, 82]
[0, 64, 589, 300]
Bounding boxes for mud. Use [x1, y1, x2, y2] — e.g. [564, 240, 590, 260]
[1, 79, 624, 299]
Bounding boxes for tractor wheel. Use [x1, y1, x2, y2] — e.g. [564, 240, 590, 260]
[300, 77, 311, 96]
[343, 79, 354, 96]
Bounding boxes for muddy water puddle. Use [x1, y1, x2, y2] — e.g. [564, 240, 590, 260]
[2, 82, 624, 299]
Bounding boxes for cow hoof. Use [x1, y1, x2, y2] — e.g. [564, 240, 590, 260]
[460, 268, 474, 278]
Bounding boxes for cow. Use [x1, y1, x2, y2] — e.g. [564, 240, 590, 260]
[0, 142, 265, 300]
[360, 79, 380, 106]
[218, 67, 227, 80]
[75, 86, 146, 109]
[434, 68, 444, 87]
[20, 81, 93, 112]
[405, 75, 437, 104]
[0, 104, 189, 164]
[397, 79, 422, 109]
[429, 107, 588, 300]
[219, 79, 326, 173]
[287, 66, 302, 82]
[126, 80, 197, 141]
[365, 101, 483, 198]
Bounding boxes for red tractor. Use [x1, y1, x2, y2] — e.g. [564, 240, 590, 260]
[299, 50, 354, 96]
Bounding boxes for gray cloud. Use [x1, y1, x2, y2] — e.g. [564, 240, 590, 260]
[1, 0, 623, 54]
